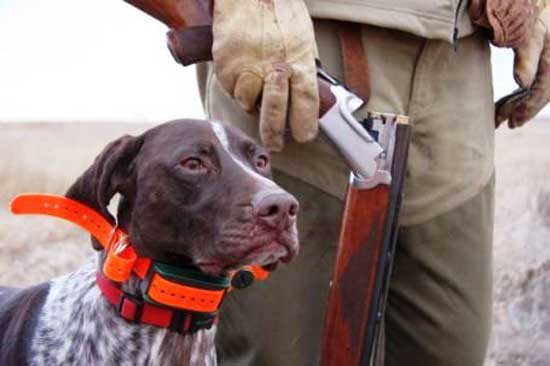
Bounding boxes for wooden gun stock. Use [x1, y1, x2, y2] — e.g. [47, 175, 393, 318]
[124, 0, 213, 65]
[124, 0, 212, 28]
[321, 121, 411, 365]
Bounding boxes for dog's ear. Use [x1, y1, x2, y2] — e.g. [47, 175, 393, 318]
[66, 134, 143, 250]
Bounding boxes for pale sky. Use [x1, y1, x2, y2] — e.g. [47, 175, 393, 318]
[0, 0, 548, 122]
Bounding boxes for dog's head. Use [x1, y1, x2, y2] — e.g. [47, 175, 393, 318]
[66, 119, 299, 276]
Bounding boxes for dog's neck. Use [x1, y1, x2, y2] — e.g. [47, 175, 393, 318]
[28, 256, 217, 366]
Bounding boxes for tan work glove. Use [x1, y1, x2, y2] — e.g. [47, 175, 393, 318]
[212, 0, 319, 151]
[470, 0, 550, 128]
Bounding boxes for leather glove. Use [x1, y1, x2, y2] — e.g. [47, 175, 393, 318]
[470, 0, 550, 128]
[212, 0, 319, 151]
[469, 0, 538, 48]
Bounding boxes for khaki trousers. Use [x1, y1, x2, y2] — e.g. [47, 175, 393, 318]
[197, 21, 495, 366]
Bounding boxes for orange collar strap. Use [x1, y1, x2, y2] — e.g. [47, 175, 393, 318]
[11, 194, 152, 281]
[10, 194, 269, 329]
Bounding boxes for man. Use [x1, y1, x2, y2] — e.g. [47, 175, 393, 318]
[196, 1, 550, 365]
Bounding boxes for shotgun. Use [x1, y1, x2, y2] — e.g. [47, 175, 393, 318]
[124, 1, 411, 364]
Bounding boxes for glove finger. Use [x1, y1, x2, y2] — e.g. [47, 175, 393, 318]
[489, 0, 537, 47]
[495, 89, 529, 128]
[488, 0, 520, 46]
[499, 0, 532, 23]
[288, 67, 319, 143]
[259, 64, 292, 152]
[510, 37, 550, 127]
[234, 71, 264, 112]
[502, 9, 536, 48]
[514, 23, 546, 87]
[497, 36, 550, 128]
[468, 0, 488, 26]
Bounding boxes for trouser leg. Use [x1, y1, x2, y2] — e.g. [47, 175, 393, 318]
[385, 177, 495, 366]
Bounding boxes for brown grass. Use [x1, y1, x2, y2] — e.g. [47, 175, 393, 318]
[0, 122, 150, 285]
[487, 121, 550, 366]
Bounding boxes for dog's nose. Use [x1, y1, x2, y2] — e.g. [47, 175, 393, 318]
[254, 192, 299, 229]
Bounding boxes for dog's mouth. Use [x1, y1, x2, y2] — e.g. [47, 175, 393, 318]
[195, 244, 285, 276]
[195, 227, 298, 277]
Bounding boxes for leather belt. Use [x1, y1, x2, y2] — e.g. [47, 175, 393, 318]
[337, 21, 371, 104]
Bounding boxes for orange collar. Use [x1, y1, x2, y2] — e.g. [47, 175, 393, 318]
[10, 194, 269, 333]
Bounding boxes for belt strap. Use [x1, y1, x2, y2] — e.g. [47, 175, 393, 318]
[337, 21, 371, 103]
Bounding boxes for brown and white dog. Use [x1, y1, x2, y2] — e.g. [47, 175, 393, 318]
[0, 119, 299, 366]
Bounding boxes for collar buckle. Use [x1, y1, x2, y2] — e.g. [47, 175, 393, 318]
[187, 312, 217, 333]
[117, 290, 145, 324]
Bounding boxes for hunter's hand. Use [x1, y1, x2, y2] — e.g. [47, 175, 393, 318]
[212, 0, 319, 151]
[470, 0, 550, 128]
[496, 4, 550, 128]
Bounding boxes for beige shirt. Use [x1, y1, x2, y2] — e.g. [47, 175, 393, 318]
[198, 21, 495, 226]
[304, 0, 475, 43]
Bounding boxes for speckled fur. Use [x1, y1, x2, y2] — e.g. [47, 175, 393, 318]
[29, 256, 217, 366]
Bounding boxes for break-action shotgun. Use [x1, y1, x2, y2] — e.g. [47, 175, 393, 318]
[124, 1, 411, 364]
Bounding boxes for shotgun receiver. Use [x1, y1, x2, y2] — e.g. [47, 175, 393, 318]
[124, 1, 411, 364]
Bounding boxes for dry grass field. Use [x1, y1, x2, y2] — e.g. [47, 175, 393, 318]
[488, 122, 550, 366]
[0, 121, 549, 365]
[0, 123, 150, 286]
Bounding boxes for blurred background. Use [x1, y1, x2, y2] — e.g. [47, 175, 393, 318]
[1, 1, 549, 365]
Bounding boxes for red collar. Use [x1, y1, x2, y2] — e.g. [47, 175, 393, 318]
[95, 271, 219, 333]
[10, 194, 269, 334]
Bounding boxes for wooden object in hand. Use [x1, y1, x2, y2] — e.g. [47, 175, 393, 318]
[320, 122, 412, 366]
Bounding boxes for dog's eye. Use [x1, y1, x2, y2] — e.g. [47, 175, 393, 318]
[255, 154, 270, 170]
[181, 158, 207, 174]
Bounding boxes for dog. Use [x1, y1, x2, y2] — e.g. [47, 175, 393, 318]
[0, 119, 299, 366]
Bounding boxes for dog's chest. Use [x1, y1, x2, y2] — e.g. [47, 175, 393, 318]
[28, 258, 217, 366]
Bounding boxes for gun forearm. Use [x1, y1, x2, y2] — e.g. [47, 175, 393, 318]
[321, 118, 411, 366]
